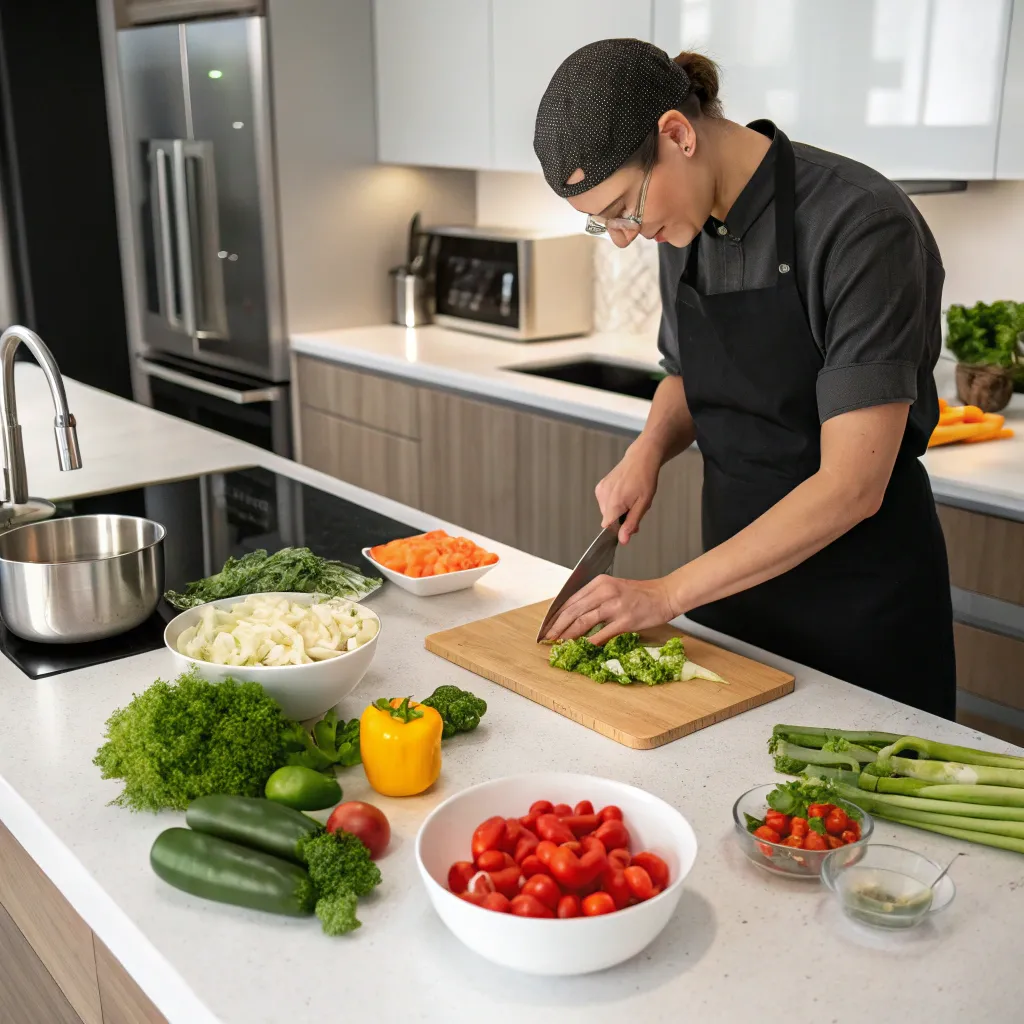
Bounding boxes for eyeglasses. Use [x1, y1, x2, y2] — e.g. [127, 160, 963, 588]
[584, 158, 655, 244]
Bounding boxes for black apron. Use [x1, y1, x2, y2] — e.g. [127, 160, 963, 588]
[673, 130, 955, 719]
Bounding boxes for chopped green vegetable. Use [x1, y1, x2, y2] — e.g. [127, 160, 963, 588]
[420, 684, 488, 739]
[620, 647, 674, 685]
[298, 828, 382, 935]
[94, 669, 311, 812]
[315, 891, 361, 936]
[164, 546, 382, 610]
[548, 636, 604, 672]
[603, 632, 642, 659]
[946, 301, 1024, 369]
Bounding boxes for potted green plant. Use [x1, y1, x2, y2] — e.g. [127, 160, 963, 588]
[945, 301, 1024, 412]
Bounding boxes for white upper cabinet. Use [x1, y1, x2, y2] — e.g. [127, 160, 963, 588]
[491, 1, 655, 172]
[997, 1, 1024, 176]
[653, 0, 1013, 179]
[373, 0, 493, 168]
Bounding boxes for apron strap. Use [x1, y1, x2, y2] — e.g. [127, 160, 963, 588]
[773, 131, 797, 275]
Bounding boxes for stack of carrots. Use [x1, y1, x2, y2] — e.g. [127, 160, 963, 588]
[369, 529, 499, 578]
[928, 398, 1014, 447]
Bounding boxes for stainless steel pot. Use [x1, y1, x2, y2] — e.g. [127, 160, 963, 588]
[0, 515, 166, 643]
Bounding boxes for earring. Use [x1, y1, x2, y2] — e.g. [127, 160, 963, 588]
[684, 145, 690, 153]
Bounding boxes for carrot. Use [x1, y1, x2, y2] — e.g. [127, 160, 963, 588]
[962, 427, 1014, 443]
[928, 422, 999, 447]
[938, 397, 948, 412]
[369, 529, 498, 577]
[961, 405, 986, 423]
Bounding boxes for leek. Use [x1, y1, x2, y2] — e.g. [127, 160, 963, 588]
[876, 757, 1024, 789]
[768, 738, 861, 774]
[876, 815, 1024, 856]
[877, 736, 1024, 771]
[861, 774, 1024, 806]
[771, 725, 902, 749]
[835, 784, 1024, 822]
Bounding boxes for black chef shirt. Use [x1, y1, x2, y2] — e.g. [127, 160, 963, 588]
[657, 120, 945, 454]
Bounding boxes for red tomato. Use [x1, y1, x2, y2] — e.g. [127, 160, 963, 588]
[593, 819, 630, 852]
[556, 894, 581, 918]
[519, 812, 540, 832]
[840, 829, 859, 846]
[601, 865, 633, 909]
[488, 865, 523, 899]
[561, 814, 600, 837]
[781, 835, 803, 848]
[582, 891, 616, 916]
[481, 892, 511, 913]
[803, 831, 828, 852]
[624, 865, 655, 902]
[325, 801, 391, 860]
[460, 891, 487, 907]
[807, 803, 834, 820]
[549, 835, 607, 890]
[597, 805, 623, 823]
[509, 893, 554, 918]
[825, 835, 844, 850]
[447, 861, 475, 894]
[551, 803, 572, 817]
[521, 874, 561, 911]
[536, 814, 575, 845]
[535, 840, 558, 867]
[573, 800, 594, 816]
[529, 800, 554, 816]
[824, 808, 849, 835]
[471, 816, 507, 860]
[513, 830, 539, 864]
[500, 818, 522, 852]
[629, 852, 669, 890]
[560, 840, 582, 856]
[608, 849, 631, 871]
[752, 825, 781, 844]
[789, 816, 809, 839]
[466, 870, 496, 895]
[764, 811, 791, 836]
[476, 850, 511, 872]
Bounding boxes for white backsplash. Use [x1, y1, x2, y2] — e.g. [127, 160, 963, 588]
[593, 235, 662, 335]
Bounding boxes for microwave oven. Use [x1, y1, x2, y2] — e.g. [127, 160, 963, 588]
[427, 227, 594, 341]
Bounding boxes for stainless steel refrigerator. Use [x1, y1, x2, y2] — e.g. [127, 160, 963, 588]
[115, 7, 290, 456]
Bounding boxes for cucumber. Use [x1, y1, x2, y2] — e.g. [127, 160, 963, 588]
[264, 765, 342, 811]
[186, 794, 319, 864]
[150, 828, 315, 917]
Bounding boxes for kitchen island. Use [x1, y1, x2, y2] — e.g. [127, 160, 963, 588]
[2, 365, 1022, 1024]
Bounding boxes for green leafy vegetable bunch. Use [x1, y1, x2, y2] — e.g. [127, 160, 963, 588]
[946, 301, 1024, 368]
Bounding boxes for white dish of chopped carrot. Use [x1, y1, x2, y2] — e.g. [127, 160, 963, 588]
[363, 530, 499, 596]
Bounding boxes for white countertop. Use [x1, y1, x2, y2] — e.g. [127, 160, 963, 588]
[2, 367, 1023, 1024]
[292, 324, 1024, 521]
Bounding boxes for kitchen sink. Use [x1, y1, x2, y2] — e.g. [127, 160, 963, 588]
[510, 358, 665, 401]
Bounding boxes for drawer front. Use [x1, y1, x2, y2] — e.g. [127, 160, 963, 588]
[955, 707, 1024, 749]
[953, 621, 1024, 711]
[300, 407, 421, 508]
[938, 504, 1024, 605]
[295, 357, 420, 439]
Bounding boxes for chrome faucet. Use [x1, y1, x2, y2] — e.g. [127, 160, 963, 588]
[0, 325, 82, 529]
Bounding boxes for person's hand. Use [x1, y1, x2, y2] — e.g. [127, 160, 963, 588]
[595, 436, 663, 545]
[543, 575, 677, 646]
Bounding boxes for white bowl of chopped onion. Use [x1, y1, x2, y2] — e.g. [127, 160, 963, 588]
[163, 592, 380, 721]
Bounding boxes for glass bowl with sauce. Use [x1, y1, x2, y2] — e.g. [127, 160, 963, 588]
[821, 843, 957, 929]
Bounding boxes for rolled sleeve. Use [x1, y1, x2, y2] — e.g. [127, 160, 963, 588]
[817, 209, 927, 422]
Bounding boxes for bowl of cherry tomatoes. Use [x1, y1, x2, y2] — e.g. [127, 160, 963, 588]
[415, 772, 698, 975]
[733, 784, 873, 880]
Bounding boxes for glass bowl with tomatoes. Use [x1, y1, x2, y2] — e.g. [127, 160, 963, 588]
[732, 784, 874, 880]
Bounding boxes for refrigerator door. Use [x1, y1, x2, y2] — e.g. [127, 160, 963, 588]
[183, 16, 284, 379]
[117, 24, 195, 361]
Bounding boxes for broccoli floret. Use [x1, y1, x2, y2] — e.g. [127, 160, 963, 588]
[315, 891, 361, 936]
[298, 829, 381, 899]
[620, 647, 673, 685]
[549, 637, 604, 672]
[420, 684, 488, 739]
[603, 632, 641, 660]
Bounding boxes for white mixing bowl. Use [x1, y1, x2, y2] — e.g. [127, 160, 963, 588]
[164, 592, 380, 721]
[416, 772, 698, 975]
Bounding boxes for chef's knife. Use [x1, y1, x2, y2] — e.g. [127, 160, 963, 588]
[535, 515, 625, 643]
[407, 212, 421, 268]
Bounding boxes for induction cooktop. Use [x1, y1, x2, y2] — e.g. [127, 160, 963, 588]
[0, 466, 418, 679]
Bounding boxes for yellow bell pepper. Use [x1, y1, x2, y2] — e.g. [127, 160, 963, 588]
[360, 697, 442, 797]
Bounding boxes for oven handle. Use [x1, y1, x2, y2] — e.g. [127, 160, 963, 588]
[138, 359, 284, 405]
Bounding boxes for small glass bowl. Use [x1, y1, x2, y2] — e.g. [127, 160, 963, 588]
[732, 784, 874, 881]
[821, 843, 956, 930]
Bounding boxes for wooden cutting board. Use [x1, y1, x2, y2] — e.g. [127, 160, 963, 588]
[424, 601, 794, 750]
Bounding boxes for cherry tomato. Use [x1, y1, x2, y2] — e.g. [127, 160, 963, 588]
[556, 894, 581, 918]
[597, 805, 623, 823]
[561, 814, 600, 837]
[325, 801, 391, 860]
[840, 829, 859, 846]
[471, 816, 507, 860]
[608, 849, 631, 871]
[573, 800, 595, 816]
[629, 852, 669, 890]
[624, 865, 655, 902]
[460, 891, 487, 907]
[803, 831, 828, 852]
[549, 835, 608, 890]
[752, 825, 781, 845]
[448, 861, 475, 894]
[519, 854, 546, 878]
[476, 849, 512, 872]
[824, 808, 849, 835]
[764, 811, 791, 837]
[513, 830, 539, 864]
[489, 865, 523, 899]
[551, 803, 572, 817]
[593, 819, 629, 852]
[536, 814, 575, 844]
[509, 893, 554, 918]
[807, 803, 834, 820]
[529, 800, 554, 816]
[535, 840, 559, 867]
[600, 865, 633, 909]
[582, 891, 617, 916]
[481, 892, 511, 913]
[560, 840, 582, 856]
[519, 813, 540, 832]
[825, 835, 844, 850]
[466, 870, 496, 895]
[789, 816, 809, 839]
[521, 873, 561, 911]
[781, 835, 804, 848]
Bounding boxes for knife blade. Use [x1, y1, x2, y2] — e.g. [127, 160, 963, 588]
[535, 516, 624, 642]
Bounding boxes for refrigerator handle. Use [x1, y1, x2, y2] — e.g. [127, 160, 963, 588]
[185, 143, 229, 340]
[170, 140, 197, 338]
[150, 142, 182, 331]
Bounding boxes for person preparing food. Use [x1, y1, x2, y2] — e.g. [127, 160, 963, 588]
[533, 39, 954, 718]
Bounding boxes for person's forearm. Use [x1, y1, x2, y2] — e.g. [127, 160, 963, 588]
[665, 469, 877, 615]
[637, 375, 695, 463]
